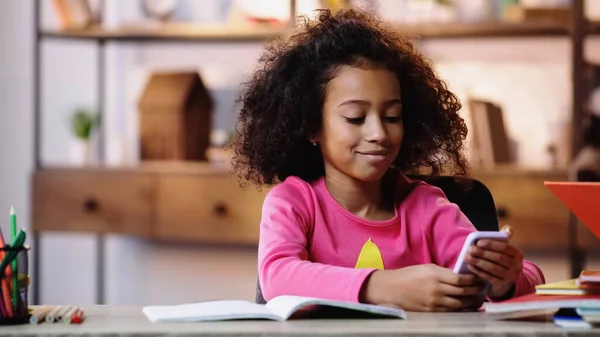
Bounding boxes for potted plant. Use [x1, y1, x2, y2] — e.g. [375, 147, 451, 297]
[69, 107, 98, 165]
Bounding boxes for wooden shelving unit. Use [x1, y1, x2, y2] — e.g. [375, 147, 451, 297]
[394, 21, 573, 38]
[32, 0, 596, 306]
[39, 20, 583, 43]
[39, 24, 287, 42]
[584, 20, 600, 34]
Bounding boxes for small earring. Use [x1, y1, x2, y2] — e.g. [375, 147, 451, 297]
[312, 142, 318, 146]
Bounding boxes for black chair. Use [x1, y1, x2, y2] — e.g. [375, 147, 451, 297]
[255, 175, 500, 304]
[406, 174, 500, 232]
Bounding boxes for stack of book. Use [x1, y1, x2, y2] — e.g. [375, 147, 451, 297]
[483, 271, 600, 328]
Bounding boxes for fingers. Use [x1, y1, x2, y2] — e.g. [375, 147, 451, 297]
[476, 239, 522, 259]
[500, 225, 514, 239]
[430, 295, 483, 312]
[439, 282, 486, 296]
[457, 295, 486, 311]
[429, 264, 478, 286]
[435, 268, 478, 286]
[465, 253, 508, 279]
[467, 263, 503, 283]
[468, 245, 513, 269]
[432, 296, 464, 311]
[432, 306, 453, 312]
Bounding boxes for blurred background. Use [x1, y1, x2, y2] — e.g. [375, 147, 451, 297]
[1, 0, 599, 306]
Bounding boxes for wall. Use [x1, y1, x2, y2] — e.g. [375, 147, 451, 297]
[0, 0, 34, 300]
[423, 38, 573, 169]
[1, 0, 599, 305]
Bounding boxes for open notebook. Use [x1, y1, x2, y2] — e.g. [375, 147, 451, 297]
[142, 295, 407, 323]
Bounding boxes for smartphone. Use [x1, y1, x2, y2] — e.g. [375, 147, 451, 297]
[452, 231, 509, 275]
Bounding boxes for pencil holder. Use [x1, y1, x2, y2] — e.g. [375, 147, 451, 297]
[0, 246, 30, 325]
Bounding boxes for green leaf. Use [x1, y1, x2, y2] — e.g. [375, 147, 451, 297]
[70, 108, 97, 140]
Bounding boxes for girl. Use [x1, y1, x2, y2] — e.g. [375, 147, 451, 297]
[228, 8, 545, 312]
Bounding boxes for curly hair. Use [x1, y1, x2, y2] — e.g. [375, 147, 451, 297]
[228, 8, 469, 188]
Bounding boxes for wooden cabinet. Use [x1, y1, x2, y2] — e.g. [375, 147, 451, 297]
[473, 167, 600, 251]
[32, 169, 155, 237]
[472, 168, 569, 250]
[155, 174, 268, 244]
[578, 218, 600, 251]
[31, 164, 599, 250]
[31, 164, 269, 245]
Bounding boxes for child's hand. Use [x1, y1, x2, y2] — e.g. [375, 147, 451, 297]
[362, 264, 486, 312]
[465, 225, 524, 299]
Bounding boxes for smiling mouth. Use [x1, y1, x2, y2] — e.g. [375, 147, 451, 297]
[356, 151, 390, 163]
[357, 149, 390, 156]
[358, 151, 389, 156]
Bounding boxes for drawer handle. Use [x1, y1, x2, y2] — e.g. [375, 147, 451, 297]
[496, 207, 509, 219]
[213, 202, 228, 216]
[83, 198, 100, 213]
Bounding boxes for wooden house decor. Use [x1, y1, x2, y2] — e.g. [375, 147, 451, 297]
[138, 71, 213, 161]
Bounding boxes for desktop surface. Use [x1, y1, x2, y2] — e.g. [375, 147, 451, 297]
[2, 305, 599, 336]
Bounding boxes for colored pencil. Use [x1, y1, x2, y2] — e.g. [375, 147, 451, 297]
[0, 219, 12, 318]
[29, 306, 52, 324]
[70, 308, 84, 324]
[46, 305, 63, 323]
[9, 207, 17, 313]
[63, 306, 78, 324]
[57, 305, 73, 322]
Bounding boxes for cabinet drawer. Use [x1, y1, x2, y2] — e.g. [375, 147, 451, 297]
[578, 222, 600, 251]
[474, 172, 570, 250]
[32, 170, 154, 236]
[155, 175, 269, 244]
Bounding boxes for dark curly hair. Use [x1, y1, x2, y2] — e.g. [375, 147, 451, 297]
[228, 8, 469, 188]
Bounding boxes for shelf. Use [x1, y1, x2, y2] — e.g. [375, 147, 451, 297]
[39, 161, 567, 175]
[587, 21, 600, 34]
[38, 161, 232, 175]
[39, 23, 287, 42]
[471, 164, 568, 178]
[394, 21, 571, 38]
[39, 21, 584, 43]
[39, 161, 570, 178]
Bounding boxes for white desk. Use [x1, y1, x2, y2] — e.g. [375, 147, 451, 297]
[1, 306, 599, 336]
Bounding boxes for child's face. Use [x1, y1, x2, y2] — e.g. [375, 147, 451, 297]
[315, 65, 403, 182]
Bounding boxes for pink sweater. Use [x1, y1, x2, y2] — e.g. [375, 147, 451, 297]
[258, 174, 545, 303]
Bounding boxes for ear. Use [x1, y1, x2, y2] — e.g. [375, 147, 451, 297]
[309, 131, 322, 144]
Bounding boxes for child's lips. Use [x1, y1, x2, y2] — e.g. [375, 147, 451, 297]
[357, 150, 390, 163]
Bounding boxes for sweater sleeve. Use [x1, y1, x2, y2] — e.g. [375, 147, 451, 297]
[419, 185, 546, 299]
[257, 179, 376, 303]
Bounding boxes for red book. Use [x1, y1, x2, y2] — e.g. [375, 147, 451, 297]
[580, 270, 600, 283]
[483, 293, 600, 314]
[543, 182, 600, 239]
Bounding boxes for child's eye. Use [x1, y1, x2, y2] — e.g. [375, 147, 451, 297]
[344, 117, 365, 124]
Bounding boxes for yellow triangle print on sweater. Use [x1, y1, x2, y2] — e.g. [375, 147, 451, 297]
[354, 238, 385, 270]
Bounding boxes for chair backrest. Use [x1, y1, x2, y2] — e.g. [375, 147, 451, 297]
[406, 174, 499, 232]
[255, 175, 500, 304]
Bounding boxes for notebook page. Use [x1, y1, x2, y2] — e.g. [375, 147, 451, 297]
[142, 300, 280, 322]
[266, 295, 407, 320]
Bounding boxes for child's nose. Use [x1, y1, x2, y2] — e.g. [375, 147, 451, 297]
[364, 117, 387, 143]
